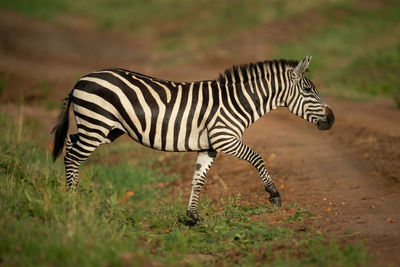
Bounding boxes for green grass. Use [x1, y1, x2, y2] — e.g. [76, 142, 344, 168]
[2, 0, 398, 104]
[275, 0, 400, 104]
[37, 80, 60, 110]
[0, 109, 369, 266]
[285, 209, 315, 223]
[0, 0, 353, 53]
[336, 41, 400, 106]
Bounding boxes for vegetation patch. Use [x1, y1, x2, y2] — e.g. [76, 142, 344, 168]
[285, 208, 315, 223]
[0, 110, 368, 266]
[275, 0, 400, 105]
[1, 0, 353, 53]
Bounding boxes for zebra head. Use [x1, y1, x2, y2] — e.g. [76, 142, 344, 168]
[286, 56, 335, 130]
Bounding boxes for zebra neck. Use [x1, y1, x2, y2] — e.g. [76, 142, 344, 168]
[215, 60, 290, 127]
[216, 75, 285, 127]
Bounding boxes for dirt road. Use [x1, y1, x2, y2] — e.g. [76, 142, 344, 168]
[1, 9, 399, 266]
[165, 98, 400, 266]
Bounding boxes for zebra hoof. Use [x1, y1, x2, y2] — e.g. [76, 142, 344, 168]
[186, 210, 202, 224]
[65, 185, 77, 191]
[269, 196, 282, 206]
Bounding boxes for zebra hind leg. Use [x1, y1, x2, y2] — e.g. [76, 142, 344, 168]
[64, 133, 100, 189]
[64, 134, 78, 188]
[64, 127, 125, 189]
[186, 150, 217, 223]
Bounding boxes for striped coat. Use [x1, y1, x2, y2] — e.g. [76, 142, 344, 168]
[52, 57, 334, 222]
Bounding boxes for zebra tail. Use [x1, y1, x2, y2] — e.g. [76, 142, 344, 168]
[51, 92, 73, 161]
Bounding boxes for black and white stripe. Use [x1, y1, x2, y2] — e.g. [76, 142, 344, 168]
[52, 56, 334, 222]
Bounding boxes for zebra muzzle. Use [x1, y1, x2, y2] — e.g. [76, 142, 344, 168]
[317, 106, 335, 130]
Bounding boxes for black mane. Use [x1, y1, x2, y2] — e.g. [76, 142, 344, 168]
[217, 59, 299, 83]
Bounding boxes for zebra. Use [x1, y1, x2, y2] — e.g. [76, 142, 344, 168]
[52, 56, 334, 223]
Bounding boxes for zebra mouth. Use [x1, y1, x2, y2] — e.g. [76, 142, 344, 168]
[317, 119, 332, 130]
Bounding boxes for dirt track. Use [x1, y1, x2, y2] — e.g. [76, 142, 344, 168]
[1, 9, 399, 266]
[166, 99, 400, 266]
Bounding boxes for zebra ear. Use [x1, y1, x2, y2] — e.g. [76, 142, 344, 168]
[293, 56, 312, 78]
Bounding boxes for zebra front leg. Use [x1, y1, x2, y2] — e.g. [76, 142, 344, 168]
[186, 150, 217, 223]
[214, 137, 281, 206]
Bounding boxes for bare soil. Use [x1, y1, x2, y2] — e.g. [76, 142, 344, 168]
[1, 9, 399, 266]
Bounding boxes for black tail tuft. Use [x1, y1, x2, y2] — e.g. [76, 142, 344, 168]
[51, 92, 73, 161]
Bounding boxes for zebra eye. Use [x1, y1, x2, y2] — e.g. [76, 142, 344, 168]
[303, 87, 312, 92]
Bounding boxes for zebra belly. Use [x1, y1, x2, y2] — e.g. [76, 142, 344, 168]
[161, 126, 210, 152]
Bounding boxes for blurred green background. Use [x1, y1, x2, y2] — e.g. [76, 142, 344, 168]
[1, 0, 399, 105]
